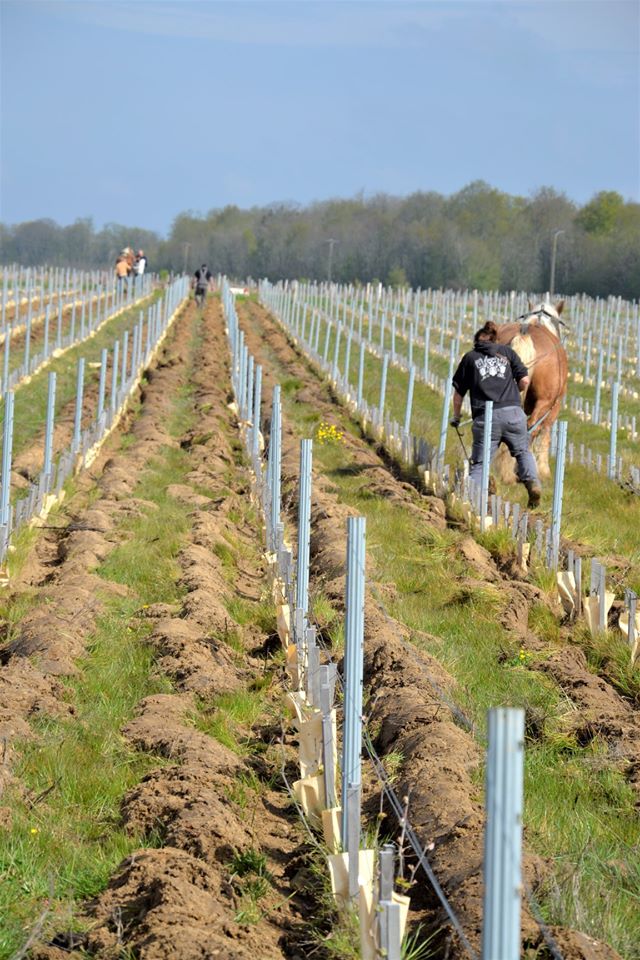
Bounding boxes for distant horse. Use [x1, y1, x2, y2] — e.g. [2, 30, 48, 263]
[494, 301, 568, 481]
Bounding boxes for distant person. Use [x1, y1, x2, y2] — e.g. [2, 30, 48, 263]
[115, 250, 131, 288]
[450, 320, 541, 507]
[193, 263, 212, 309]
[135, 250, 147, 276]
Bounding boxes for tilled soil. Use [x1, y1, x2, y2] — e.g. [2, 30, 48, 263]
[3, 292, 634, 960]
[1, 300, 314, 959]
[235, 298, 627, 960]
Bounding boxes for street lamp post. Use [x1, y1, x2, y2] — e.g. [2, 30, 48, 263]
[549, 230, 565, 298]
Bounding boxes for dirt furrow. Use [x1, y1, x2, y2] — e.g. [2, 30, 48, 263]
[2, 300, 315, 959]
[1, 305, 196, 787]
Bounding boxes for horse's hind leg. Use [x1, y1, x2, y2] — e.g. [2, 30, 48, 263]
[530, 399, 560, 480]
[494, 443, 518, 484]
[535, 429, 551, 480]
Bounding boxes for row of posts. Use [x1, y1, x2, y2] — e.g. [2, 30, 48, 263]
[2, 265, 114, 304]
[264, 281, 640, 662]
[287, 277, 640, 392]
[1, 273, 153, 396]
[557, 552, 639, 659]
[221, 279, 528, 960]
[261, 282, 575, 572]
[1, 267, 148, 323]
[268, 278, 638, 570]
[0, 277, 188, 566]
[264, 280, 637, 492]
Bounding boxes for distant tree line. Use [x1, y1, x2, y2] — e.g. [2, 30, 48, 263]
[1, 182, 638, 299]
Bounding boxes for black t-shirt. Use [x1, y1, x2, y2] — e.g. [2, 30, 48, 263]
[452, 341, 528, 418]
[194, 268, 212, 286]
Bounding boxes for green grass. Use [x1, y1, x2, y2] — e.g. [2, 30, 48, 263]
[229, 847, 273, 925]
[525, 742, 640, 952]
[98, 451, 192, 604]
[230, 847, 270, 878]
[528, 601, 561, 646]
[310, 587, 341, 634]
[0, 603, 174, 956]
[194, 688, 269, 755]
[243, 306, 640, 959]
[578, 625, 640, 705]
[224, 768, 271, 810]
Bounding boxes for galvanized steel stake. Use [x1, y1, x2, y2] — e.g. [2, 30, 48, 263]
[482, 707, 525, 960]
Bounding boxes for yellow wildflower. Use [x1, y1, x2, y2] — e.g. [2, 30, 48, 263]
[315, 421, 346, 445]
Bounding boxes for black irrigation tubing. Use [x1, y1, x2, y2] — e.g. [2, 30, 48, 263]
[361, 725, 479, 960]
[522, 882, 565, 960]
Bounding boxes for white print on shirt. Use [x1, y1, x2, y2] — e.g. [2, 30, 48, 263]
[475, 355, 509, 381]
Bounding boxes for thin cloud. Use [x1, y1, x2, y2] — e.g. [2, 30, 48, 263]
[42, 0, 470, 47]
[504, 0, 639, 55]
[36, 0, 640, 71]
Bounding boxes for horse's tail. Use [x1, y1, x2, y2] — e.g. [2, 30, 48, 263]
[510, 332, 537, 369]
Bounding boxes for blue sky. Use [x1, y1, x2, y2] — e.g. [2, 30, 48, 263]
[1, 0, 638, 234]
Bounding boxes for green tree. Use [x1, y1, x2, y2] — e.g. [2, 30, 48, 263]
[387, 265, 408, 288]
[576, 191, 624, 235]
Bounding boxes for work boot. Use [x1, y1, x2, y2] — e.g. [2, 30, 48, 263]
[525, 480, 541, 508]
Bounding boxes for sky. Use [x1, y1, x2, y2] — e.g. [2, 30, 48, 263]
[1, 0, 638, 235]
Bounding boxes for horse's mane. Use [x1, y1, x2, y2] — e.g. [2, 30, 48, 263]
[525, 302, 562, 339]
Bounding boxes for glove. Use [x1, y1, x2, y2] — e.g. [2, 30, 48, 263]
[450, 417, 461, 429]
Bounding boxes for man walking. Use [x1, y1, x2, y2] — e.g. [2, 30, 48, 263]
[450, 320, 541, 507]
[193, 263, 212, 309]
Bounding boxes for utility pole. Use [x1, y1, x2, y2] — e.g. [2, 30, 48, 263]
[182, 242, 191, 276]
[326, 238, 337, 283]
[549, 229, 565, 298]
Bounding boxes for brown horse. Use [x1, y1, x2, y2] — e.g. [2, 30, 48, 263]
[494, 301, 568, 481]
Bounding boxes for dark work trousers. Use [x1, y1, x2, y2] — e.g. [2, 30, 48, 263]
[469, 405, 539, 485]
